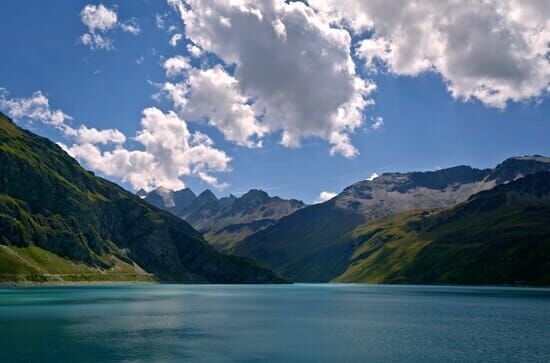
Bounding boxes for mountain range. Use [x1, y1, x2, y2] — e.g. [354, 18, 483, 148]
[136, 153, 550, 285]
[1, 109, 549, 286]
[0, 112, 284, 284]
[230, 156, 550, 283]
[140, 187, 305, 250]
[335, 171, 550, 285]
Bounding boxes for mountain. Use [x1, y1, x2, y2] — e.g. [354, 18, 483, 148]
[335, 172, 550, 286]
[232, 156, 550, 282]
[0, 112, 284, 284]
[143, 187, 197, 216]
[141, 187, 306, 250]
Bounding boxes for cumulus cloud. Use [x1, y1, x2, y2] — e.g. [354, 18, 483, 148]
[168, 0, 376, 157]
[64, 108, 231, 191]
[63, 125, 126, 145]
[310, 0, 550, 108]
[120, 18, 141, 35]
[0, 88, 71, 126]
[80, 4, 117, 32]
[79, 4, 140, 51]
[169, 33, 183, 47]
[163, 55, 191, 77]
[0, 88, 231, 191]
[80, 32, 113, 50]
[186, 43, 203, 57]
[315, 191, 337, 203]
[370, 116, 384, 130]
[163, 66, 267, 147]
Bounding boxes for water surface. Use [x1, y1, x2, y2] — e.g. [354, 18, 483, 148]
[1, 284, 549, 362]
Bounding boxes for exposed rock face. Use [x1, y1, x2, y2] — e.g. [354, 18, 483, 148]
[142, 187, 306, 250]
[0, 112, 284, 284]
[144, 187, 197, 216]
[232, 155, 550, 282]
[334, 171, 550, 286]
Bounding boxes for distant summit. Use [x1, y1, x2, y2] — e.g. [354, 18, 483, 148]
[232, 155, 550, 282]
[139, 187, 306, 250]
[0, 112, 283, 284]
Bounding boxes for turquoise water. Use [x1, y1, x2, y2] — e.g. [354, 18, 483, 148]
[0, 284, 549, 362]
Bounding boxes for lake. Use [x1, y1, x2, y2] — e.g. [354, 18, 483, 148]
[0, 284, 549, 362]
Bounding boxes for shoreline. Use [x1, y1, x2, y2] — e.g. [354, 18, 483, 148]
[1, 280, 548, 289]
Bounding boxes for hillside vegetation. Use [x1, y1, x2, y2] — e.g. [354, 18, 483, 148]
[336, 172, 550, 285]
[0, 112, 284, 284]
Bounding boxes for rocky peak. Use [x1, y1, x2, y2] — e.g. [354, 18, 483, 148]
[487, 155, 550, 184]
[239, 189, 270, 204]
[190, 190, 219, 211]
[170, 188, 197, 214]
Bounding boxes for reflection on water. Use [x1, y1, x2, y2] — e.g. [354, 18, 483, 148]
[1, 284, 549, 362]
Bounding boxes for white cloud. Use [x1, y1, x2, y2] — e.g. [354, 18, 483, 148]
[169, 33, 183, 47]
[163, 56, 191, 77]
[272, 19, 287, 40]
[80, 32, 113, 50]
[80, 4, 117, 32]
[1, 88, 231, 191]
[79, 4, 117, 50]
[186, 43, 203, 57]
[315, 191, 337, 203]
[0, 89, 71, 126]
[63, 125, 126, 145]
[367, 172, 379, 181]
[155, 13, 166, 29]
[79, 4, 140, 50]
[168, 0, 375, 157]
[163, 66, 267, 147]
[64, 108, 232, 191]
[310, 0, 550, 108]
[370, 116, 384, 130]
[120, 19, 141, 35]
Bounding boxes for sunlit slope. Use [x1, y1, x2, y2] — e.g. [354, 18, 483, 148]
[336, 172, 550, 285]
[0, 112, 284, 283]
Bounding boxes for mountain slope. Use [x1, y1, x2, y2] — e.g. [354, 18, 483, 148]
[142, 187, 197, 216]
[0, 112, 284, 284]
[142, 187, 305, 250]
[335, 172, 550, 286]
[232, 157, 550, 281]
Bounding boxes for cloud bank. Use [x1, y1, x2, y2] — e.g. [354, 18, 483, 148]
[310, 0, 550, 108]
[79, 3, 141, 50]
[0, 89, 230, 191]
[166, 0, 376, 158]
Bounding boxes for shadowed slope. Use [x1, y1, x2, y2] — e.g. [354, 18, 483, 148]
[0, 112, 284, 284]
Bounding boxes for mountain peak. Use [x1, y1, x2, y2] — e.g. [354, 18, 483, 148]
[136, 189, 147, 198]
[488, 155, 550, 183]
[0, 112, 283, 283]
[240, 189, 270, 201]
[197, 189, 218, 201]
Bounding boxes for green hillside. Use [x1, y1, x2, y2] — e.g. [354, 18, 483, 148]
[231, 201, 366, 281]
[0, 112, 284, 284]
[335, 172, 550, 286]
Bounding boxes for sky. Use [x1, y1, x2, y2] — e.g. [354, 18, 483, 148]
[0, 0, 548, 204]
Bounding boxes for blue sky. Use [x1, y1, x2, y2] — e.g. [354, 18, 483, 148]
[0, 0, 548, 203]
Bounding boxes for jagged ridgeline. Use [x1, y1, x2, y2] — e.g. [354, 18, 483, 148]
[232, 155, 550, 284]
[140, 187, 306, 251]
[0, 112, 285, 283]
[334, 172, 550, 285]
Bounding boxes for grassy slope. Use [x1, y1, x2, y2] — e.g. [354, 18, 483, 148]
[232, 201, 366, 281]
[0, 113, 284, 283]
[335, 173, 550, 286]
[0, 245, 155, 283]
